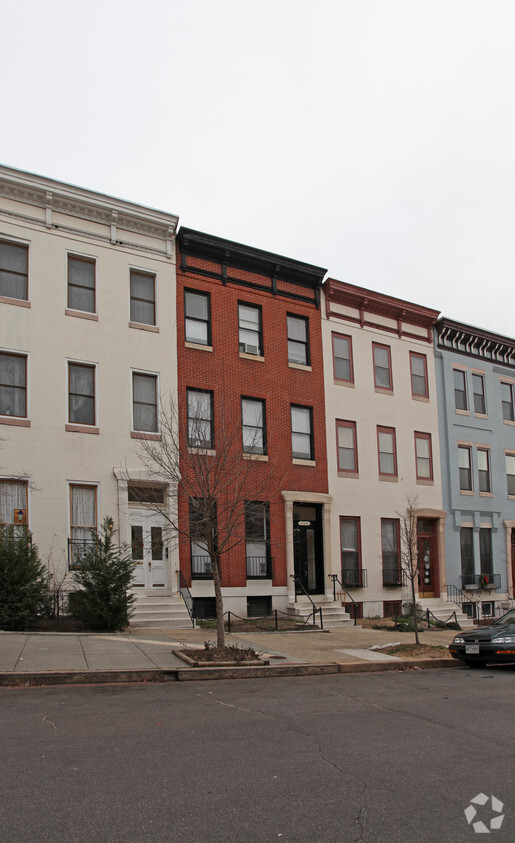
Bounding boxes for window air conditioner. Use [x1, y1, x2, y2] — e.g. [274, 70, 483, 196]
[243, 343, 259, 355]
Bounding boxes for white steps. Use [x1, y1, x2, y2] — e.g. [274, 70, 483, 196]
[287, 597, 355, 629]
[417, 598, 472, 627]
[130, 592, 194, 630]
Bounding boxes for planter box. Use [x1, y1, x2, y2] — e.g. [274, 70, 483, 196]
[463, 584, 479, 590]
[173, 649, 269, 667]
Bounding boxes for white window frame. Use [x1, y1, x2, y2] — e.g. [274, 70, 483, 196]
[131, 368, 160, 434]
[129, 265, 159, 328]
[66, 359, 98, 428]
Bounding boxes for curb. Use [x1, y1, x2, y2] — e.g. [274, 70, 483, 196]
[0, 658, 459, 687]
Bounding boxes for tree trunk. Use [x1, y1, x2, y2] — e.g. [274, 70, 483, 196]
[411, 576, 420, 645]
[211, 555, 225, 650]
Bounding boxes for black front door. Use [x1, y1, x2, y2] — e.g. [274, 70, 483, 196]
[293, 504, 324, 594]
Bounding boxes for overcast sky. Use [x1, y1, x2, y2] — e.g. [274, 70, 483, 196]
[2, 0, 515, 336]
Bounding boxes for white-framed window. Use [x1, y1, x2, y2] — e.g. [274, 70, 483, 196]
[68, 254, 96, 313]
[453, 369, 468, 411]
[187, 388, 214, 449]
[68, 361, 96, 426]
[184, 289, 211, 345]
[287, 315, 309, 365]
[132, 371, 159, 433]
[130, 269, 157, 326]
[242, 397, 266, 455]
[0, 351, 28, 418]
[69, 483, 97, 568]
[0, 239, 29, 301]
[0, 478, 28, 532]
[238, 303, 262, 355]
[291, 405, 314, 460]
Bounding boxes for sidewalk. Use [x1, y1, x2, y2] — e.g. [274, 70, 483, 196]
[0, 626, 459, 685]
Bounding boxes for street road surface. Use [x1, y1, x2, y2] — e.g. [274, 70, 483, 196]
[1, 668, 513, 841]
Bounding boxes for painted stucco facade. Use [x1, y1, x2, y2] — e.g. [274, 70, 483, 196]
[435, 318, 515, 618]
[323, 279, 445, 618]
[0, 166, 179, 595]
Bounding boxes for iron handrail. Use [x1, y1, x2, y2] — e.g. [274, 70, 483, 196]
[290, 575, 323, 628]
[178, 570, 195, 627]
[329, 574, 359, 625]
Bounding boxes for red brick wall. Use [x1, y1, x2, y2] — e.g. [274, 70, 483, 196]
[177, 248, 328, 589]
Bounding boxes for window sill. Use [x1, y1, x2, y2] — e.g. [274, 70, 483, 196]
[416, 478, 434, 486]
[474, 413, 488, 420]
[412, 394, 429, 402]
[66, 308, 98, 321]
[455, 409, 470, 416]
[460, 490, 474, 495]
[129, 321, 159, 333]
[508, 495, 515, 501]
[337, 471, 359, 479]
[188, 447, 216, 456]
[0, 295, 30, 308]
[292, 458, 316, 466]
[479, 491, 493, 497]
[379, 475, 399, 482]
[185, 341, 213, 352]
[243, 453, 269, 461]
[334, 379, 355, 388]
[288, 362, 312, 372]
[503, 419, 515, 426]
[374, 387, 394, 396]
[239, 352, 265, 362]
[66, 424, 99, 434]
[131, 431, 161, 441]
[0, 416, 30, 427]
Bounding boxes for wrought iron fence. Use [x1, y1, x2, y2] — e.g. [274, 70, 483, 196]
[67, 538, 97, 570]
[341, 568, 368, 588]
[382, 568, 403, 587]
[461, 573, 501, 591]
[246, 555, 273, 579]
[191, 555, 214, 579]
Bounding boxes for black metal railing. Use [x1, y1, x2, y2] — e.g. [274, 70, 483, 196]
[329, 574, 359, 625]
[246, 555, 273, 579]
[383, 568, 403, 587]
[447, 583, 503, 625]
[68, 538, 97, 570]
[341, 568, 367, 588]
[178, 570, 196, 627]
[460, 573, 501, 591]
[191, 554, 214, 579]
[290, 574, 323, 629]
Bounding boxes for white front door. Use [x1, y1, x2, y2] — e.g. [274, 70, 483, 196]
[131, 511, 168, 589]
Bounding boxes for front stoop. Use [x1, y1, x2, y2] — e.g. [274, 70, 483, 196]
[287, 596, 355, 629]
[130, 592, 194, 630]
[417, 597, 472, 627]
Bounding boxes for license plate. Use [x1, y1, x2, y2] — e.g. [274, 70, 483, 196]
[466, 644, 480, 655]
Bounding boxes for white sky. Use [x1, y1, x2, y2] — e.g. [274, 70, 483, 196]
[2, 0, 515, 336]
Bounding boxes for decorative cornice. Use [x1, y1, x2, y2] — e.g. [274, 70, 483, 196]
[0, 166, 178, 242]
[436, 317, 515, 368]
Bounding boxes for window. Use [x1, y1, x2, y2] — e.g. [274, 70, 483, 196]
[238, 303, 262, 355]
[0, 240, 28, 300]
[242, 398, 266, 455]
[69, 484, 97, 567]
[414, 432, 433, 481]
[0, 479, 28, 531]
[187, 389, 214, 449]
[377, 426, 397, 477]
[0, 353, 27, 418]
[132, 372, 158, 432]
[128, 484, 165, 504]
[372, 343, 393, 390]
[130, 269, 156, 325]
[245, 501, 270, 578]
[68, 363, 95, 426]
[477, 448, 491, 493]
[460, 527, 475, 580]
[340, 517, 362, 586]
[189, 499, 215, 579]
[458, 445, 472, 491]
[501, 381, 515, 422]
[287, 315, 309, 365]
[184, 289, 211, 346]
[68, 255, 95, 313]
[410, 353, 428, 398]
[472, 373, 486, 415]
[479, 528, 493, 578]
[453, 369, 468, 411]
[381, 519, 401, 586]
[336, 420, 358, 473]
[291, 405, 314, 460]
[332, 333, 354, 383]
[506, 454, 515, 496]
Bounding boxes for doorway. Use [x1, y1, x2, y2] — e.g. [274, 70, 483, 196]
[130, 511, 168, 589]
[417, 518, 438, 598]
[292, 504, 324, 594]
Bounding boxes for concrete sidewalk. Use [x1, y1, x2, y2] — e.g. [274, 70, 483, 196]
[0, 626, 459, 684]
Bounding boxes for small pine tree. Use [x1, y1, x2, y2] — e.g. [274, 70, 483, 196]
[71, 517, 135, 631]
[0, 526, 51, 630]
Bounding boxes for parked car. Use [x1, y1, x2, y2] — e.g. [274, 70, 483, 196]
[449, 609, 515, 667]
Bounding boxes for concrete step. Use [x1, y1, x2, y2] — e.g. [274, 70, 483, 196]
[417, 599, 472, 627]
[130, 594, 193, 630]
[287, 599, 355, 629]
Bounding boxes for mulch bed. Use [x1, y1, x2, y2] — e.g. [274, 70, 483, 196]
[379, 644, 453, 659]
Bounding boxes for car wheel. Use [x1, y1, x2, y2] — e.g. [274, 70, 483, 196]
[464, 658, 488, 668]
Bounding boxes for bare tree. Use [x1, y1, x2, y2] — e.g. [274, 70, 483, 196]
[134, 394, 284, 651]
[397, 495, 421, 645]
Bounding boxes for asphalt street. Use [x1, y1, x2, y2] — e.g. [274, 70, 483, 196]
[1, 668, 513, 842]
